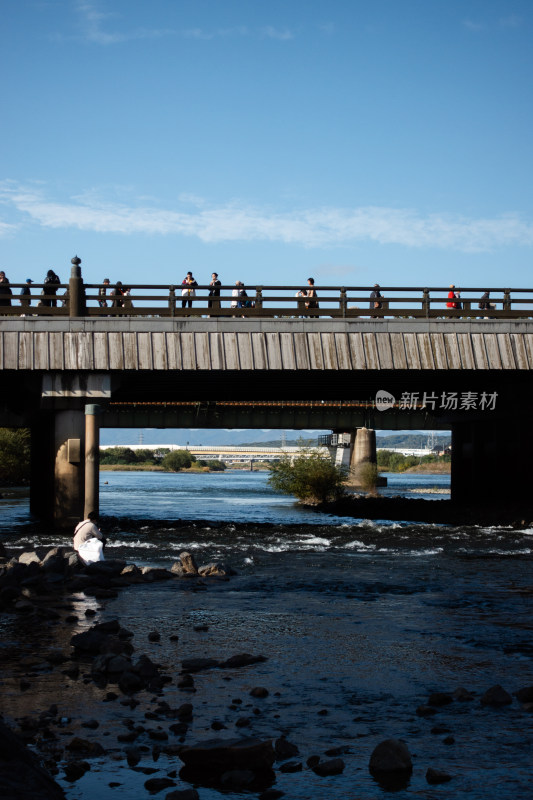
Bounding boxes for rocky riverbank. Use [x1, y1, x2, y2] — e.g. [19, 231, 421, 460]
[1, 539, 533, 799]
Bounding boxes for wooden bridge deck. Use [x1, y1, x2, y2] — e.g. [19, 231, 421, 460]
[1, 318, 533, 371]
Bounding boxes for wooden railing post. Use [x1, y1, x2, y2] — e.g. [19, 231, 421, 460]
[503, 289, 511, 311]
[423, 288, 430, 318]
[169, 286, 176, 316]
[69, 255, 85, 317]
[255, 286, 263, 311]
[340, 287, 347, 317]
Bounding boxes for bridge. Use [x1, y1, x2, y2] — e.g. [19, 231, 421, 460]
[1, 260, 532, 526]
[100, 443, 326, 464]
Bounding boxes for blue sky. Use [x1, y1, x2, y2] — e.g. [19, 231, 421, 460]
[1, 0, 532, 289]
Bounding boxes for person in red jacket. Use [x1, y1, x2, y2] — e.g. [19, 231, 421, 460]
[447, 284, 461, 310]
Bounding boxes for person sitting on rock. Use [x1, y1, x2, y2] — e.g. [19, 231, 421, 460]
[73, 511, 106, 565]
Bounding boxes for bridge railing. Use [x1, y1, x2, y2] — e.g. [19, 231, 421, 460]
[2, 276, 533, 319]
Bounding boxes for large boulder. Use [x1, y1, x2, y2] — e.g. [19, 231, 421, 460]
[179, 551, 199, 574]
[274, 735, 299, 760]
[426, 767, 453, 784]
[369, 739, 413, 787]
[480, 685, 513, 707]
[18, 552, 41, 566]
[0, 718, 66, 799]
[219, 653, 267, 669]
[312, 758, 345, 776]
[70, 620, 134, 657]
[140, 567, 173, 581]
[198, 562, 234, 577]
[84, 559, 127, 577]
[42, 547, 76, 574]
[179, 737, 275, 787]
[515, 686, 533, 703]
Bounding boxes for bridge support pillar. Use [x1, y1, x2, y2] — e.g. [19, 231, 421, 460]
[334, 428, 387, 488]
[53, 409, 86, 528]
[30, 407, 98, 528]
[84, 405, 101, 518]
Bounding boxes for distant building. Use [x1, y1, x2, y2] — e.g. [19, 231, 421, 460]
[431, 444, 451, 456]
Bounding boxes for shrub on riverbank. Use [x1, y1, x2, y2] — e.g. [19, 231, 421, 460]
[357, 462, 380, 495]
[0, 428, 30, 484]
[268, 448, 347, 503]
[161, 449, 197, 471]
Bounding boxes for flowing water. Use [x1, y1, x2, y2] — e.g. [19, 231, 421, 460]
[1, 471, 532, 799]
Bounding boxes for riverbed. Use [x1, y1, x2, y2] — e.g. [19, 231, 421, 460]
[1, 471, 532, 799]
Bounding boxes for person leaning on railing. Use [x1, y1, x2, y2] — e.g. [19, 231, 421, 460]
[122, 287, 133, 308]
[0, 271, 12, 309]
[479, 290, 496, 317]
[369, 284, 383, 317]
[42, 269, 61, 307]
[305, 277, 319, 315]
[98, 278, 111, 307]
[295, 287, 307, 317]
[447, 284, 461, 310]
[232, 281, 249, 316]
[181, 271, 198, 309]
[20, 278, 33, 311]
[111, 281, 125, 309]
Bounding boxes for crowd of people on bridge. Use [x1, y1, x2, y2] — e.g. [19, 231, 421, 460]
[0, 268, 498, 316]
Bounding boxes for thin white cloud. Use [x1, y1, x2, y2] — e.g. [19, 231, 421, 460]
[0, 221, 18, 237]
[73, 1, 284, 45]
[261, 26, 295, 41]
[1, 182, 532, 253]
[499, 14, 522, 28]
[182, 26, 249, 40]
[73, 0, 176, 44]
[462, 19, 486, 32]
[463, 15, 523, 32]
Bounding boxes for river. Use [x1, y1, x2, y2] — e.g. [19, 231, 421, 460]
[1, 471, 533, 799]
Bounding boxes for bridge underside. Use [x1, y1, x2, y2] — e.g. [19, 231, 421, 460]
[2, 316, 533, 525]
[2, 367, 533, 526]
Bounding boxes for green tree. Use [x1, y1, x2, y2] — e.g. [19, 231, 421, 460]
[134, 449, 158, 464]
[100, 447, 138, 465]
[207, 459, 226, 471]
[161, 450, 196, 471]
[0, 428, 30, 483]
[377, 449, 393, 468]
[268, 447, 347, 504]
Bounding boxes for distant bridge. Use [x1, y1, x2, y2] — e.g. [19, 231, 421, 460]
[100, 443, 328, 462]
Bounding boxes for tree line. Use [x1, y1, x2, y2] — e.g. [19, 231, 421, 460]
[377, 450, 450, 472]
[100, 447, 226, 471]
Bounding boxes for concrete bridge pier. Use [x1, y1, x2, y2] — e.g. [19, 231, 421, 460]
[30, 404, 101, 529]
[333, 428, 387, 488]
[84, 404, 101, 519]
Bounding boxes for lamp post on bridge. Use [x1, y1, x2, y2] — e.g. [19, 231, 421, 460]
[69, 255, 86, 317]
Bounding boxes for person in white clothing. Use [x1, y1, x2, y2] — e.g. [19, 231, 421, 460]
[73, 511, 105, 564]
